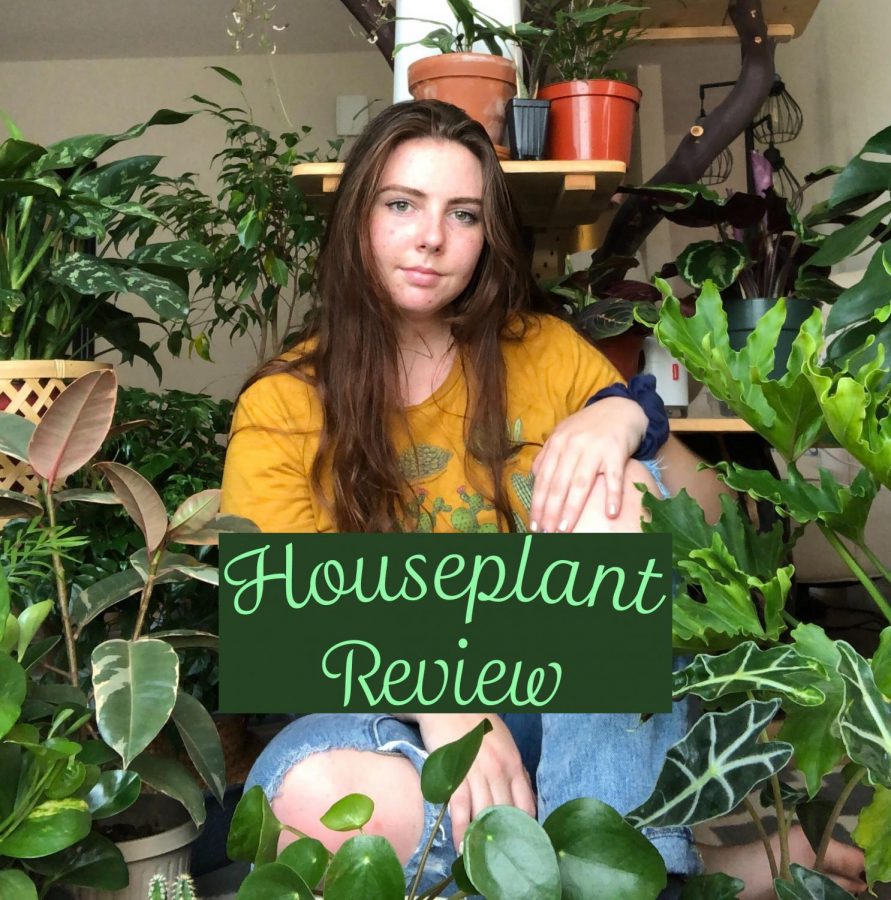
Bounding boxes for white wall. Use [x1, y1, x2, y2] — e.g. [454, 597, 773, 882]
[0, 51, 393, 399]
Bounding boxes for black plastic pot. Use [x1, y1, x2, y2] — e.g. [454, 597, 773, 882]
[724, 297, 819, 379]
[506, 98, 550, 160]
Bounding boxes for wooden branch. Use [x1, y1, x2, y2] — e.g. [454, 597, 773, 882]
[339, 0, 396, 68]
[592, 0, 776, 264]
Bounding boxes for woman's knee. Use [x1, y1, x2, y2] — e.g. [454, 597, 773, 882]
[271, 748, 425, 864]
[573, 460, 660, 533]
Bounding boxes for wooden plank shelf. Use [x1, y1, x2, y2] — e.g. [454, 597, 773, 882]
[670, 418, 754, 433]
[292, 159, 627, 231]
[637, 0, 819, 43]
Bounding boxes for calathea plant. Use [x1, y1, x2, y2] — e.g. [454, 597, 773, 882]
[0, 110, 212, 375]
[0, 369, 256, 896]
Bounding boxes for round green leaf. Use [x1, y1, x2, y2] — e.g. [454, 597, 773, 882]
[420, 718, 493, 804]
[86, 769, 141, 818]
[323, 835, 404, 900]
[464, 806, 561, 900]
[227, 784, 282, 865]
[277, 837, 328, 890]
[320, 793, 374, 832]
[0, 870, 37, 900]
[0, 651, 26, 739]
[544, 798, 666, 900]
[236, 861, 314, 900]
[0, 798, 91, 858]
[46, 759, 86, 800]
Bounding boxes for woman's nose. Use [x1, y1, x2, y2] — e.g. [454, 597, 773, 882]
[416, 213, 444, 252]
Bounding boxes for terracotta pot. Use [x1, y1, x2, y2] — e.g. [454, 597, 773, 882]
[593, 330, 647, 382]
[537, 79, 641, 164]
[407, 52, 517, 148]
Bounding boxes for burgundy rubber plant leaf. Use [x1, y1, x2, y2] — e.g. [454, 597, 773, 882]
[28, 369, 117, 486]
[167, 489, 221, 541]
[95, 461, 168, 554]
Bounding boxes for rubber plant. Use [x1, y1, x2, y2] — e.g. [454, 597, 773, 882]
[0, 369, 257, 896]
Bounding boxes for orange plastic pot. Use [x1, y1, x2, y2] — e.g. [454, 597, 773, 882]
[408, 52, 517, 148]
[538, 79, 642, 163]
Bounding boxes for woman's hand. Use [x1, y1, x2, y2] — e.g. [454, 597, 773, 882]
[415, 713, 536, 851]
[530, 396, 648, 533]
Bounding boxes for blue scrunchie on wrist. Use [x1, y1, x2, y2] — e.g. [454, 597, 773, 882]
[584, 374, 669, 461]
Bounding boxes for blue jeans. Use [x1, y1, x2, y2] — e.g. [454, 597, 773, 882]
[246, 459, 700, 893]
[246, 709, 702, 894]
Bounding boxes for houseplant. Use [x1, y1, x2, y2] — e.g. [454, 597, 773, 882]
[0, 369, 257, 897]
[393, 0, 521, 148]
[144, 68, 336, 368]
[523, 1, 647, 163]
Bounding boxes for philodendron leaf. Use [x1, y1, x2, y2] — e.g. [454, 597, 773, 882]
[0, 651, 27, 739]
[773, 863, 856, 899]
[627, 700, 792, 830]
[680, 872, 745, 899]
[95, 461, 168, 553]
[236, 861, 315, 900]
[836, 642, 891, 789]
[91, 638, 179, 768]
[86, 769, 141, 818]
[420, 717, 493, 804]
[171, 690, 226, 806]
[0, 871, 37, 899]
[654, 281, 825, 461]
[852, 785, 891, 889]
[277, 837, 329, 892]
[874, 627, 891, 697]
[130, 754, 206, 828]
[464, 806, 561, 900]
[0, 412, 35, 462]
[320, 793, 374, 832]
[805, 322, 891, 489]
[542, 797, 666, 900]
[323, 835, 404, 900]
[672, 643, 825, 706]
[0, 798, 91, 858]
[227, 784, 282, 866]
[28, 369, 117, 485]
[778, 625, 847, 797]
[23, 831, 128, 891]
[677, 239, 749, 291]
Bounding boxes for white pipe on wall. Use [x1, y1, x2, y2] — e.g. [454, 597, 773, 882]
[393, 0, 522, 102]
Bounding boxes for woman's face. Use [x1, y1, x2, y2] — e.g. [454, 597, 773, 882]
[369, 137, 485, 326]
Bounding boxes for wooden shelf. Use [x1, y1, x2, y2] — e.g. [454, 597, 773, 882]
[637, 0, 819, 43]
[670, 417, 754, 433]
[292, 160, 626, 231]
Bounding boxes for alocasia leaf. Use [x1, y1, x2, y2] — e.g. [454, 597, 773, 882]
[672, 643, 825, 706]
[626, 700, 792, 830]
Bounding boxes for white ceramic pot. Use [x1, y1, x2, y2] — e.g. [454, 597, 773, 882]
[643, 336, 689, 412]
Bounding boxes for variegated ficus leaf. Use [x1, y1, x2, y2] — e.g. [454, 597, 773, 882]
[626, 700, 792, 830]
[836, 642, 891, 789]
[129, 549, 218, 586]
[673, 643, 825, 706]
[91, 638, 178, 769]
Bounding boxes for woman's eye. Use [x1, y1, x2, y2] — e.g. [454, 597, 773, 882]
[452, 209, 479, 224]
[386, 199, 412, 213]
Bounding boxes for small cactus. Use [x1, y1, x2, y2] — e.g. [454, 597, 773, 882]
[147, 875, 199, 900]
[398, 444, 452, 481]
[511, 472, 534, 514]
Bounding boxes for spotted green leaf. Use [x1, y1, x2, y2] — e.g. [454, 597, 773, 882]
[129, 240, 215, 269]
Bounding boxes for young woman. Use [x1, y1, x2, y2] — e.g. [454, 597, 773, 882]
[221, 100, 865, 898]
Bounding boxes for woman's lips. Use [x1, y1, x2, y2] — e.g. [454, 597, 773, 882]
[402, 267, 442, 286]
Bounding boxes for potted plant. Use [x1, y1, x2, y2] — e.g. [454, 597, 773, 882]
[522, 1, 647, 163]
[0, 369, 257, 897]
[0, 111, 211, 493]
[394, 0, 521, 149]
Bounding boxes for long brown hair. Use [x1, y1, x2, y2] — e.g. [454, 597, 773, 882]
[244, 100, 544, 531]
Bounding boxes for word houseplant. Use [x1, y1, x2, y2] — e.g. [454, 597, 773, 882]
[144, 68, 336, 368]
[0, 369, 257, 897]
[521, 0, 647, 163]
[394, 0, 521, 147]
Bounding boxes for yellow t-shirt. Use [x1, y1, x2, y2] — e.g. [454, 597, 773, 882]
[220, 314, 620, 532]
